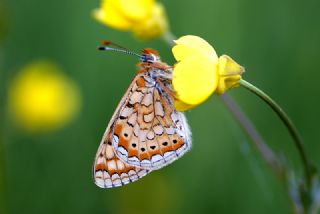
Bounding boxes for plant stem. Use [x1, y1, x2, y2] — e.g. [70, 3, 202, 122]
[161, 31, 176, 47]
[239, 79, 311, 188]
[161, 31, 283, 177]
[220, 94, 284, 177]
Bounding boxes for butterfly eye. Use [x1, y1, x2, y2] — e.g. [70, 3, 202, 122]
[141, 54, 153, 63]
[140, 54, 159, 63]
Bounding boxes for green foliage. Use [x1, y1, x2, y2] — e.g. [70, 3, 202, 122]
[1, 0, 320, 213]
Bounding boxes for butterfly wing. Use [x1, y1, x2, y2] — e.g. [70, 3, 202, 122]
[93, 132, 150, 188]
[112, 74, 192, 170]
[93, 73, 151, 188]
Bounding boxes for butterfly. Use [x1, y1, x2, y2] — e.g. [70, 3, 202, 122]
[93, 41, 192, 188]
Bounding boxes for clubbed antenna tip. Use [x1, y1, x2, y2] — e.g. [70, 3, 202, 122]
[97, 46, 105, 51]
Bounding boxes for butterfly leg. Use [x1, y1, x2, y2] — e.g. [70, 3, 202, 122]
[156, 77, 178, 100]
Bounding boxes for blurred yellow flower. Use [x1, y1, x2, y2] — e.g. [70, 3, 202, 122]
[93, 0, 168, 39]
[8, 61, 81, 132]
[172, 35, 245, 111]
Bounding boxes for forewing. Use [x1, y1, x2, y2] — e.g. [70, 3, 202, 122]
[113, 75, 192, 170]
[93, 73, 151, 188]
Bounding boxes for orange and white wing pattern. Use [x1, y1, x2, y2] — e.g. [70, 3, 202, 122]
[112, 73, 192, 170]
[93, 47, 192, 188]
[93, 73, 151, 188]
[93, 131, 150, 188]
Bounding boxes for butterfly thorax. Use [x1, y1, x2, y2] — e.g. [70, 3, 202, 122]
[139, 49, 173, 83]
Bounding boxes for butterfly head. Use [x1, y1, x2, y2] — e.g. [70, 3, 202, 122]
[140, 48, 160, 63]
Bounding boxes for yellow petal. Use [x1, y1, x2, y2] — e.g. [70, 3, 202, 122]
[173, 55, 219, 105]
[172, 35, 217, 61]
[216, 55, 245, 94]
[118, 0, 153, 20]
[93, 0, 133, 30]
[218, 55, 244, 76]
[132, 3, 168, 39]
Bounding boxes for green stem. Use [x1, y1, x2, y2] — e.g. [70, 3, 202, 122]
[220, 94, 284, 177]
[161, 31, 176, 47]
[239, 79, 311, 188]
[161, 31, 284, 178]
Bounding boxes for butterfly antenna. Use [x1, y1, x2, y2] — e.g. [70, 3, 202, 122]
[101, 40, 128, 50]
[97, 46, 142, 58]
[98, 40, 142, 58]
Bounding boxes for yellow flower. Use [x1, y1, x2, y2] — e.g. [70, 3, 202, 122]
[8, 61, 81, 133]
[172, 35, 245, 111]
[93, 0, 168, 39]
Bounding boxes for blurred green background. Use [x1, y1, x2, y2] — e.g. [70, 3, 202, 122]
[1, 0, 320, 213]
